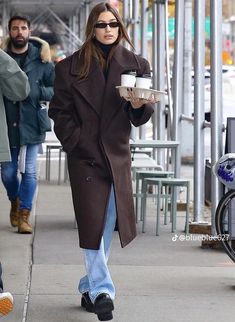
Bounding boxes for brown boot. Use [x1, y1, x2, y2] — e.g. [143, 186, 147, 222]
[18, 209, 33, 234]
[10, 198, 19, 227]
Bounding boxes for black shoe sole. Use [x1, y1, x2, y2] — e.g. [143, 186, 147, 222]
[97, 312, 113, 321]
[94, 299, 114, 321]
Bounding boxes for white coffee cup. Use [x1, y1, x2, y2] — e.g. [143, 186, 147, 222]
[135, 76, 152, 89]
[121, 73, 136, 87]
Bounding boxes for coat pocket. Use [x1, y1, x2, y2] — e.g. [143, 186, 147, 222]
[37, 103, 52, 134]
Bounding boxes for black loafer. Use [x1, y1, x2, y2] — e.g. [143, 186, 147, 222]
[94, 293, 114, 321]
[81, 292, 94, 313]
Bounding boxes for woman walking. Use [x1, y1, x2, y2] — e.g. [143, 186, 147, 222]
[49, 2, 154, 320]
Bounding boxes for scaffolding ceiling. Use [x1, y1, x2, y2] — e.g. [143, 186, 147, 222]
[2, 0, 86, 19]
[0, 0, 101, 54]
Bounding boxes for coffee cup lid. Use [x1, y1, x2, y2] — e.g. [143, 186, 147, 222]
[122, 71, 136, 76]
[136, 74, 151, 78]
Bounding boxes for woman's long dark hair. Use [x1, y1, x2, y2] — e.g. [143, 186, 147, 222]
[78, 2, 134, 79]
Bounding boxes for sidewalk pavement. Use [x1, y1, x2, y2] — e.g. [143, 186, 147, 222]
[1, 142, 235, 322]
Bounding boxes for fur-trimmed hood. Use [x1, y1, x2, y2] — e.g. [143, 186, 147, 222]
[1, 36, 51, 63]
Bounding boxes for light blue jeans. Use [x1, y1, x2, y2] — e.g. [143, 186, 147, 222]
[1, 144, 39, 210]
[78, 185, 117, 303]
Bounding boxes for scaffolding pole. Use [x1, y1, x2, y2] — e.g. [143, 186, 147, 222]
[193, 0, 205, 222]
[172, 0, 184, 178]
[210, 0, 223, 234]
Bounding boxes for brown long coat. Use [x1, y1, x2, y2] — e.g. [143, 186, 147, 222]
[49, 45, 154, 249]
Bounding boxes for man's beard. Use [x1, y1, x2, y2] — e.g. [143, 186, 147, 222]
[10, 36, 29, 49]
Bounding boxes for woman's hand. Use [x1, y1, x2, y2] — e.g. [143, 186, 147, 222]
[123, 88, 155, 109]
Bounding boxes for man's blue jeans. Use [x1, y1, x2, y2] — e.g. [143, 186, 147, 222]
[78, 185, 117, 303]
[1, 145, 39, 210]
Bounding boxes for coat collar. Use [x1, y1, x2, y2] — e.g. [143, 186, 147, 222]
[70, 45, 141, 76]
[70, 45, 141, 119]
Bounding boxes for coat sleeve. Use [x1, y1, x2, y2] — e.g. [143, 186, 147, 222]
[48, 60, 81, 153]
[39, 62, 55, 101]
[125, 102, 154, 127]
[0, 49, 30, 101]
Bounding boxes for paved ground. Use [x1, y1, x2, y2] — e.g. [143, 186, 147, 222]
[1, 138, 235, 322]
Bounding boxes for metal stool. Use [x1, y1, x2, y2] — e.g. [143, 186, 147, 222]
[58, 148, 69, 185]
[131, 153, 163, 180]
[142, 177, 190, 236]
[134, 170, 174, 222]
[45, 143, 62, 183]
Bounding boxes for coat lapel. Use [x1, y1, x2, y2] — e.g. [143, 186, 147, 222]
[101, 46, 141, 127]
[70, 53, 105, 116]
[69, 46, 142, 121]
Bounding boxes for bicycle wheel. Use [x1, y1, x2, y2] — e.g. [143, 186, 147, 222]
[215, 189, 235, 263]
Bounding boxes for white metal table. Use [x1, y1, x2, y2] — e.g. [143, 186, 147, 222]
[130, 139, 180, 177]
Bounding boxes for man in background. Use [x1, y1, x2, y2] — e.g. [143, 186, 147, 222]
[1, 15, 54, 234]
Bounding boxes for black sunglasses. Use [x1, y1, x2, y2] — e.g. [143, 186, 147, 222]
[95, 21, 119, 29]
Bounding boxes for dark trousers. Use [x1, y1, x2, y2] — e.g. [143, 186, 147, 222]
[0, 262, 3, 292]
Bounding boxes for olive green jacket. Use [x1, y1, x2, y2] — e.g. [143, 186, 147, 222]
[0, 49, 30, 162]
